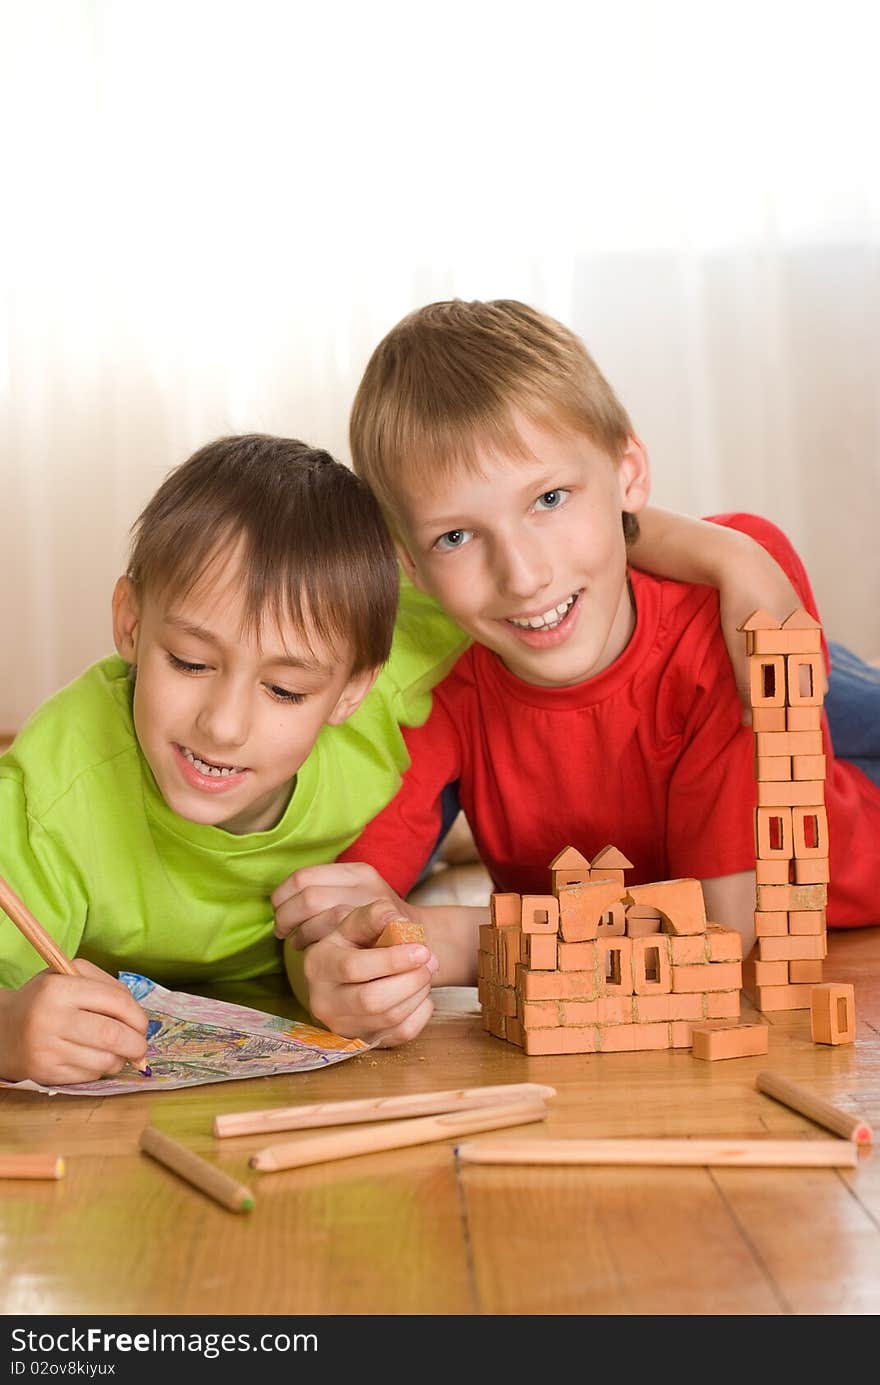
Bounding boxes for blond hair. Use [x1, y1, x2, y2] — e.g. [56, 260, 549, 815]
[350, 299, 635, 534]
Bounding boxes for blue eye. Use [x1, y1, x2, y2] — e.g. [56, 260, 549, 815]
[534, 489, 569, 511]
[434, 528, 473, 552]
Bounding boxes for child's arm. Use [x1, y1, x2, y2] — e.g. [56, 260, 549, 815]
[285, 894, 480, 1046]
[0, 959, 149, 1085]
[630, 508, 804, 721]
[701, 871, 757, 958]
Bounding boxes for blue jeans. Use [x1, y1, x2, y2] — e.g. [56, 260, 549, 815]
[826, 641, 880, 788]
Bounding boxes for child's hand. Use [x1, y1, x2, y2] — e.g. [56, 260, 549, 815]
[303, 899, 439, 1046]
[0, 959, 149, 1085]
[272, 862, 409, 949]
[716, 550, 825, 724]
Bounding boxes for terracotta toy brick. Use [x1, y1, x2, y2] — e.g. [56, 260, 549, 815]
[598, 937, 633, 996]
[705, 990, 740, 1019]
[756, 883, 827, 912]
[691, 1022, 769, 1061]
[558, 940, 600, 971]
[789, 959, 823, 984]
[520, 968, 599, 1002]
[520, 894, 560, 934]
[376, 917, 427, 947]
[561, 996, 634, 1026]
[755, 730, 823, 757]
[670, 934, 709, 965]
[557, 879, 626, 941]
[794, 858, 830, 884]
[786, 706, 822, 731]
[755, 984, 811, 1012]
[756, 859, 791, 885]
[631, 935, 673, 994]
[755, 755, 793, 782]
[706, 924, 742, 962]
[600, 1022, 670, 1052]
[758, 934, 825, 962]
[756, 779, 826, 807]
[753, 959, 789, 987]
[792, 753, 827, 781]
[521, 1000, 560, 1029]
[634, 992, 703, 1024]
[491, 893, 521, 926]
[754, 910, 788, 937]
[589, 845, 633, 885]
[751, 707, 787, 731]
[625, 878, 707, 934]
[755, 806, 792, 858]
[751, 627, 822, 655]
[625, 913, 663, 937]
[810, 983, 855, 1045]
[749, 654, 786, 706]
[671, 961, 741, 993]
[525, 933, 558, 970]
[788, 909, 825, 934]
[549, 845, 592, 892]
[792, 806, 829, 858]
[786, 652, 824, 706]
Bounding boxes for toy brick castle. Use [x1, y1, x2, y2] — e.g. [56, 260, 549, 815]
[478, 607, 832, 1055]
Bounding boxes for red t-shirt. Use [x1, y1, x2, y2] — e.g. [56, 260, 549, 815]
[342, 514, 879, 928]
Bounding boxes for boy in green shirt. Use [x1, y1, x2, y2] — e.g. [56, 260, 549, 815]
[0, 434, 457, 1084]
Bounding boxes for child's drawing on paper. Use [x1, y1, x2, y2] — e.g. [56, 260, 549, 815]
[3, 974, 370, 1096]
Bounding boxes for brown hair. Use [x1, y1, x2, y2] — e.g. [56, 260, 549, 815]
[350, 299, 639, 541]
[127, 434, 398, 673]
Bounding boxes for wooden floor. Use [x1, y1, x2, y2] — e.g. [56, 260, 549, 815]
[2, 926, 879, 1316]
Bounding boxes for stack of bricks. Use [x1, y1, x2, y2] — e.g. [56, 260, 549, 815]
[478, 846, 743, 1056]
[742, 608, 828, 1012]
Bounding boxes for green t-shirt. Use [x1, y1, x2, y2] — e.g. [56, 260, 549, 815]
[0, 579, 468, 991]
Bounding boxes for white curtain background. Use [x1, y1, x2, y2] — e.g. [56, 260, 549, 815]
[1, 0, 878, 731]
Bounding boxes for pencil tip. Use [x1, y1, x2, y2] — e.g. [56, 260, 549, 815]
[241, 1197, 255, 1211]
[140, 1065, 152, 1077]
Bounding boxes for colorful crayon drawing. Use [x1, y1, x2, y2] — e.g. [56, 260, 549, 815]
[3, 973, 371, 1096]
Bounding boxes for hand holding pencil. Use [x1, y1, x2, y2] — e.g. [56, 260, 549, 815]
[0, 871, 150, 1086]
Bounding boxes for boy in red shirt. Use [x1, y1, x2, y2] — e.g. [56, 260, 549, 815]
[276, 300, 880, 1044]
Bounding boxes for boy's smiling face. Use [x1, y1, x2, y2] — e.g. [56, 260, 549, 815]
[112, 548, 376, 834]
[395, 415, 651, 689]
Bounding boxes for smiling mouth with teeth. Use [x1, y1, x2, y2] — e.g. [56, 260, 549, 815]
[506, 592, 579, 631]
[179, 746, 247, 778]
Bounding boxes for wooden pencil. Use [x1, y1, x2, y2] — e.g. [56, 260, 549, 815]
[0, 873, 77, 977]
[214, 1082, 557, 1138]
[250, 1098, 549, 1172]
[0, 869, 151, 1077]
[756, 1070, 873, 1145]
[453, 1137, 858, 1168]
[140, 1127, 255, 1212]
[0, 1154, 65, 1180]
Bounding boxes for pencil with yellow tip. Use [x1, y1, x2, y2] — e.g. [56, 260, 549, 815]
[0, 869, 152, 1078]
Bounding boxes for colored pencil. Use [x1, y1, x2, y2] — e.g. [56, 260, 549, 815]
[214, 1082, 557, 1138]
[250, 1098, 548, 1172]
[453, 1137, 858, 1168]
[0, 1154, 65, 1180]
[756, 1070, 873, 1145]
[0, 869, 151, 1077]
[140, 1126, 255, 1212]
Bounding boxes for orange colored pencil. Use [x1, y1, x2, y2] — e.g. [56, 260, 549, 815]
[0, 1154, 65, 1180]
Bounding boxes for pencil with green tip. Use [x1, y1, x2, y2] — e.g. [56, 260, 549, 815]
[140, 1127, 255, 1212]
[0, 869, 152, 1077]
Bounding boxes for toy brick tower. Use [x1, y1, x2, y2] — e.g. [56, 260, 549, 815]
[742, 608, 828, 1011]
